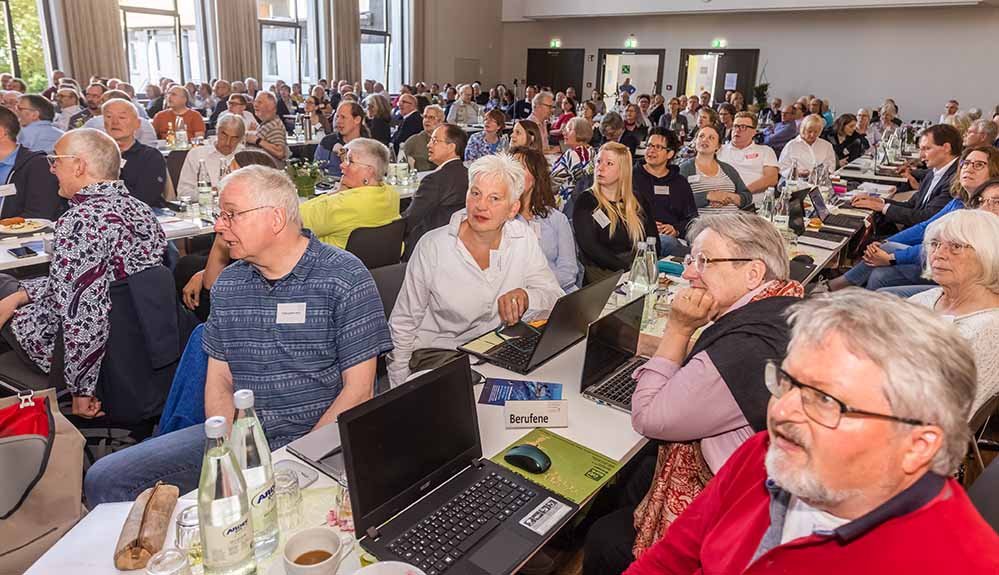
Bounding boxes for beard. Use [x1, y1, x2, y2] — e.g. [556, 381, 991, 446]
[765, 423, 858, 508]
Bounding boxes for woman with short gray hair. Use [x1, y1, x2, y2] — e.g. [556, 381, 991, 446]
[299, 137, 399, 249]
[551, 116, 595, 201]
[584, 212, 803, 574]
[907, 208, 999, 413]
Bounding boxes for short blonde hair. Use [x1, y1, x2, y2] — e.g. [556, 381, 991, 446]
[923, 209, 999, 293]
[566, 116, 593, 143]
[801, 114, 825, 132]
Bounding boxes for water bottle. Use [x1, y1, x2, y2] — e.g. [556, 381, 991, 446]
[196, 159, 212, 218]
[294, 114, 305, 143]
[773, 186, 791, 230]
[230, 390, 279, 560]
[758, 187, 776, 221]
[642, 237, 659, 329]
[175, 115, 189, 149]
[198, 416, 256, 575]
[629, 240, 653, 296]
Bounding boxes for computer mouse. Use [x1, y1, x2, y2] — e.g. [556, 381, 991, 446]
[791, 254, 814, 266]
[504, 444, 551, 474]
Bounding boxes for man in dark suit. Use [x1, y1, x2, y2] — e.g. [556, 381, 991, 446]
[513, 85, 537, 120]
[852, 124, 961, 232]
[600, 111, 639, 157]
[391, 93, 422, 154]
[0, 107, 63, 220]
[402, 123, 469, 260]
[208, 80, 230, 128]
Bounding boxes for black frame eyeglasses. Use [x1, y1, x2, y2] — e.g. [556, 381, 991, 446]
[764, 360, 930, 429]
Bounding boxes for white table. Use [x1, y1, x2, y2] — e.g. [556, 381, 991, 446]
[836, 157, 908, 185]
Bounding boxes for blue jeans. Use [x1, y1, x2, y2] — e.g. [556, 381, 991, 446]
[658, 234, 688, 258]
[877, 285, 937, 298]
[85, 423, 205, 506]
[842, 242, 932, 290]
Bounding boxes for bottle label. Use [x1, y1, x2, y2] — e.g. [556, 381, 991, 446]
[250, 480, 277, 531]
[203, 514, 253, 567]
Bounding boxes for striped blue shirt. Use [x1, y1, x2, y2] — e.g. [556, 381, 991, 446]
[202, 231, 393, 448]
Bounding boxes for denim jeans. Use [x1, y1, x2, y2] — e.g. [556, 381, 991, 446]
[658, 234, 689, 258]
[84, 423, 205, 506]
[877, 285, 937, 299]
[842, 242, 932, 290]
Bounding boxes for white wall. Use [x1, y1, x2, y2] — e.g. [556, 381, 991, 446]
[418, 0, 503, 86]
[498, 4, 999, 121]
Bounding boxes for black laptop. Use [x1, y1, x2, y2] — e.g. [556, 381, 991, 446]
[809, 187, 867, 235]
[339, 356, 579, 575]
[579, 298, 648, 413]
[458, 273, 623, 374]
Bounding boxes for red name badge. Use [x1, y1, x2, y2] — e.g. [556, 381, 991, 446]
[745, 153, 760, 160]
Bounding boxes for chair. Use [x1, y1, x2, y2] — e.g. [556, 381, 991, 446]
[345, 219, 406, 269]
[369, 262, 407, 395]
[968, 456, 999, 534]
[166, 149, 188, 191]
[968, 394, 999, 477]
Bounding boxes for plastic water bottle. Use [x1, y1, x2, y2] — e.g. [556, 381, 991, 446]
[642, 237, 659, 329]
[198, 416, 256, 575]
[175, 115, 189, 149]
[629, 240, 652, 296]
[196, 159, 212, 218]
[230, 390, 279, 560]
[773, 185, 791, 230]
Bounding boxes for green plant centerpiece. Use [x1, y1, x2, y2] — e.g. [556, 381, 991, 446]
[286, 159, 325, 198]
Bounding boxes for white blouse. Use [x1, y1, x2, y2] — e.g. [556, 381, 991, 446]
[778, 135, 836, 179]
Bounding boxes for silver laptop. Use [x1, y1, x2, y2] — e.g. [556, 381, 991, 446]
[285, 420, 346, 485]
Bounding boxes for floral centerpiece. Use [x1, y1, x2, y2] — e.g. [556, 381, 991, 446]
[286, 159, 325, 198]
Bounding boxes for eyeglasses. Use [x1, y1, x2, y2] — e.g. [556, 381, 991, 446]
[961, 159, 989, 172]
[682, 252, 754, 273]
[975, 197, 999, 210]
[337, 150, 375, 170]
[45, 154, 79, 166]
[764, 360, 929, 429]
[927, 240, 974, 256]
[212, 205, 273, 225]
[645, 143, 671, 152]
[732, 124, 756, 131]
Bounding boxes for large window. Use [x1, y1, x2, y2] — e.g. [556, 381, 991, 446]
[258, 0, 316, 89]
[360, 0, 409, 91]
[0, 0, 47, 92]
[120, 0, 207, 89]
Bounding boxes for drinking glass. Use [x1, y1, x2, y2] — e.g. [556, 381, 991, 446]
[331, 483, 354, 534]
[174, 505, 202, 569]
[145, 549, 191, 575]
[275, 468, 303, 532]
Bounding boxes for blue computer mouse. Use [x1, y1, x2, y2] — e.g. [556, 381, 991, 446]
[504, 444, 551, 474]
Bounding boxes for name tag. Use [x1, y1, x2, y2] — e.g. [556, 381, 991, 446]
[592, 209, 611, 229]
[504, 400, 569, 429]
[654, 185, 670, 196]
[0, 184, 15, 197]
[688, 175, 701, 183]
[745, 153, 759, 160]
[276, 302, 307, 324]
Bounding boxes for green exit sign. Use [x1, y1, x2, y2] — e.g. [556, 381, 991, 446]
[549, 39, 561, 48]
[624, 37, 638, 48]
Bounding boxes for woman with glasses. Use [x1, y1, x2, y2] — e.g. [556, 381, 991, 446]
[583, 212, 803, 575]
[314, 102, 369, 178]
[905, 209, 999, 413]
[303, 95, 332, 136]
[830, 146, 999, 292]
[572, 142, 658, 283]
[632, 127, 698, 257]
[656, 97, 688, 140]
[299, 138, 400, 250]
[678, 124, 752, 210]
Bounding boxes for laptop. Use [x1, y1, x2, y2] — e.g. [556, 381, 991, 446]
[579, 297, 648, 413]
[339, 356, 579, 575]
[459, 272, 623, 374]
[808, 187, 867, 235]
[286, 420, 346, 484]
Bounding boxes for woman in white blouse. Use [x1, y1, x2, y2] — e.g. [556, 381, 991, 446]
[387, 153, 563, 386]
[777, 114, 836, 178]
[907, 207, 999, 414]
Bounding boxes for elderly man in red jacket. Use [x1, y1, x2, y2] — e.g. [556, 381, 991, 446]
[624, 289, 999, 575]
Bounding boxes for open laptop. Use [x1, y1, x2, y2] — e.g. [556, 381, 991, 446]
[808, 187, 867, 235]
[339, 356, 579, 575]
[459, 272, 623, 374]
[579, 297, 648, 413]
[286, 419, 346, 484]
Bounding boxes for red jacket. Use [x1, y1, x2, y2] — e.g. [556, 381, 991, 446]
[624, 432, 999, 575]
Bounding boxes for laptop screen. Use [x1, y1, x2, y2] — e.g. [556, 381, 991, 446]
[339, 356, 480, 537]
[580, 297, 643, 393]
[808, 187, 830, 220]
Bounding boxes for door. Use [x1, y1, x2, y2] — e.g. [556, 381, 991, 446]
[526, 48, 585, 95]
[678, 49, 759, 104]
[597, 49, 666, 96]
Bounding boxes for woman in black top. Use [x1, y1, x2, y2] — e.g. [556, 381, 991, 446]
[823, 113, 867, 168]
[572, 142, 659, 283]
[364, 93, 392, 146]
[633, 127, 698, 257]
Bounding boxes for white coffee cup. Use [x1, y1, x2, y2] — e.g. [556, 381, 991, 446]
[353, 561, 426, 575]
[282, 527, 352, 575]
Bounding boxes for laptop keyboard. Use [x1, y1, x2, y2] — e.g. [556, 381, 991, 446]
[486, 331, 541, 371]
[386, 471, 536, 574]
[590, 357, 648, 409]
[824, 213, 864, 229]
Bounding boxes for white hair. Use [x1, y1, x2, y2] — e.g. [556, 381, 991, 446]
[923, 209, 999, 292]
[467, 153, 526, 203]
[60, 128, 121, 180]
[219, 165, 302, 227]
[532, 91, 554, 108]
[100, 98, 137, 117]
[801, 114, 825, 132]
[216, 113, 247, 138]
[785, 289, 976, 475]
[345, 137, 390, 181]
[687, 213, 790, 281]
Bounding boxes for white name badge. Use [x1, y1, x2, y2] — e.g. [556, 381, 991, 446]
[688, 175, 701, 183]
[276, 302, 307, 324]
[654, 185, 670, 196]
[0, 184, 15, 197]
[504, 400, 568, 429]
[592, 209, 611, 229]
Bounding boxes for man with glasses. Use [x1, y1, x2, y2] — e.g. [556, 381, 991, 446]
[761, 104, 799, 158]
[85, 164, 393, 504]
[176, 113, 245, 202]
[852, 124, 961, 231]
[0, 106, 61, 220]
[631, 127, 698, 257]
[718, 112, 780, 205]
[963, 118, 998, 149]
[402, 104, 444, 172]
[14, 94, 63, 154]
[401, 123, 469, 259]
[0, 129, 166, 420]
[391, 93, 422, 154]
[623, 290, 999, 574]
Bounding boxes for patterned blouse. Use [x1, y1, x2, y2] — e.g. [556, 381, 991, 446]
[464, 131, 500, 163]
[12, 180, 167, 396]
[550, 145, 594, 203]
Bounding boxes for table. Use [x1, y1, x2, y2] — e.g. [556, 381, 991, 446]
[835, 157, 908, 185]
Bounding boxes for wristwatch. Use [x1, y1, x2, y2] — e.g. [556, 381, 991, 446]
[888, 254, 897, 266]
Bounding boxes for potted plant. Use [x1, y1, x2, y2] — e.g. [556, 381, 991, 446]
[753, 83, 770, 108]
[286, 159, 324, 198]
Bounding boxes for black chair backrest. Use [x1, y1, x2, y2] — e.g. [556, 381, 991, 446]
[345, 219, 406, 270]
[969, 456, 999, 534]
[369, 262, 408, 319]
[970, 395, 999, 438]
[166, 150, 188, 190]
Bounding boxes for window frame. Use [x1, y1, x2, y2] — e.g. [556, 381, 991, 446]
[120, 0, 208, 86]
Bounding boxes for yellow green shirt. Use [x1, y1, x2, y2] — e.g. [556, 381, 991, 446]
[300, 184, 401, 249]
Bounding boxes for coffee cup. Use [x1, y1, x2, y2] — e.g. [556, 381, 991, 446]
[282, 527, 352, 575]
